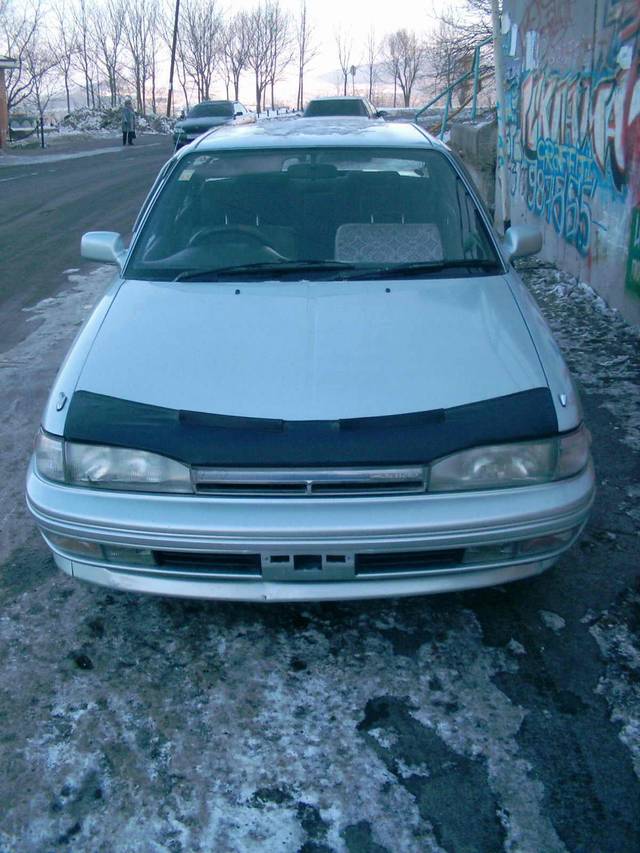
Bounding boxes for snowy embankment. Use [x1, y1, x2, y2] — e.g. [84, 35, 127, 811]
[58, 106, 174, 137]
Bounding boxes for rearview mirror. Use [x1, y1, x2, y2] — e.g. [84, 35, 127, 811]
[503, 224, 542, 261]
[81, 231, 126, 268]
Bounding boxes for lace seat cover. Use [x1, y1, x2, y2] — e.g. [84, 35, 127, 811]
[335, 223, 444, 264]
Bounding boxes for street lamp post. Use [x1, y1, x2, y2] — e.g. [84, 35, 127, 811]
[0, 56, 18, 150]
[166, 0, 181, 117]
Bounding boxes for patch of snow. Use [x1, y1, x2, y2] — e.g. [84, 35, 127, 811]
[395, 759, 430, 779]
[539, 611, 566, 632]
[368, 727, 398, 749]
[589, 591, 640, 779]
[59, 106, 173, 136]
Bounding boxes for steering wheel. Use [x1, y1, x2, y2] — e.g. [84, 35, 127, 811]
[188, 225, 276, 249]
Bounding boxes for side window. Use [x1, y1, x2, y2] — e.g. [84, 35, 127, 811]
[133, 158, 178, 232]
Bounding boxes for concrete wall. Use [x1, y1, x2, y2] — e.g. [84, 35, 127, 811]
[450, 120, 498, 212]
[500, 0, 640, 325]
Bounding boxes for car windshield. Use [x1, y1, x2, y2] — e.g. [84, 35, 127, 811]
[126, 147, 501, 281]
[304, 100, 368, 117]
[188, 102, 234, 118]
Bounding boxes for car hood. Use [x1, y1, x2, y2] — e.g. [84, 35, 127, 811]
[176, 116, 230, 132]
[75, 276, 547, 420]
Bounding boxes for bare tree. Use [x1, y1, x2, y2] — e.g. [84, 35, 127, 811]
[148, 10, 162, 112]
[295, 0, 317, 110]
[23, 35, 58, 144]
[434, 1, 493, 43]
[431, 0, 495, 96]
[174, 27, 190, 111]
[91, 0, 126, 108]
[220, 12, 250, 102]
[179, 0, 223, 102]
[159, 0, 190, 113]
[71, 0, 98, 107]
[124, 0, 160, 113]
[335, 31, 352, 96]
[49, 2, 78, 114]
[383, 29, 427, 107]
[264, 0, 292, 110]
[364, 26, 378, 101]
[245, 3, 270, 114]
[428, 16, 478, 105]
[1, 0, 41, 112]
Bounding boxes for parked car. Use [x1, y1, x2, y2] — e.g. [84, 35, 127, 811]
[27, 117, 595, 602]
[172, 100, 254, 148]
[303, 96, 381, 119]
[8, 112, 37, 141]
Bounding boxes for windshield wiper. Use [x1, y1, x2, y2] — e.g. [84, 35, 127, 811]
[337, 259, 503, 280]
[173, 260, 360, 282]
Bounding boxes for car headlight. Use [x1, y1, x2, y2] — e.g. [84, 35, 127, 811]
[428, 426, 590, 492]
[34, 430, 65, 482]
[34, 431, 192, 493]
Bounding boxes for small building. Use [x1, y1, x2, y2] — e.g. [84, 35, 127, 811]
[0, 56, 19, 149]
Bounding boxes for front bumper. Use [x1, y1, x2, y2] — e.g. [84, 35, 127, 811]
[26, 461, 595, 602]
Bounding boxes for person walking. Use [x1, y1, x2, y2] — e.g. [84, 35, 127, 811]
[122, 98, 136, 146]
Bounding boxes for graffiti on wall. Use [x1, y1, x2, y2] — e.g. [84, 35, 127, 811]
[505, 0, 640, 263]
[627, 207, 640, 296]
[521, 0, 573, 43]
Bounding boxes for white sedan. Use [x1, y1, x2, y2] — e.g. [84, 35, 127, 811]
[26, 118, 594, 601]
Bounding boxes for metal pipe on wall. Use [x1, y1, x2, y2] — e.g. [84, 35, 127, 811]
[491, 0, 510, 233]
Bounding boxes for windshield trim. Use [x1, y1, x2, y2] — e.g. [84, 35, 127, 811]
[123, 146, 507, 282]
[187, 101, 234, 118]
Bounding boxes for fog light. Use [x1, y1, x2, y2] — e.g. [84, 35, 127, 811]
[102, 545, 156, 566]
[518, 529, 576, 556]
[45, 532, 104, 560]
[463, 542, 518, 564]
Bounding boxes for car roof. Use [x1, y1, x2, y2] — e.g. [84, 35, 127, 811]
[307, 96, 369, 102]
[187, 117, 441, 152]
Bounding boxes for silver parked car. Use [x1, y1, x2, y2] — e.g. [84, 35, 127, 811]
[27, 118, 595, 602]
[172, 100, 254, 149]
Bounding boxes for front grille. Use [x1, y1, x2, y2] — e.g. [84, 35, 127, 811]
[138, 548, 465, 579]
[153, 551, 261, 576]
[355, 549, 464, 575]
[192, 466, 427, 497]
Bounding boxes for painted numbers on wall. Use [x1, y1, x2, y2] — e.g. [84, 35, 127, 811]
[505, 0, 640, 265]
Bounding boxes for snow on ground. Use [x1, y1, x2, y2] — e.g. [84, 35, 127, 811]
[60, 107, 174, 135]
[517, 260, 640, 454]
[0, 259, 638, 851]
[0, 267, 114, 563]
[588, 588, 640, 780]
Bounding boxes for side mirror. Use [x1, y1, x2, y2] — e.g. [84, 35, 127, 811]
[376, 110, 387, 118]
[81, 231, 126, 268]
[503, 224, 542, 261]
[234, 111, 243, 117]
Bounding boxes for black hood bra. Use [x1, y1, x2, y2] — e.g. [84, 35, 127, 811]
[63, 388, 559, 467]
